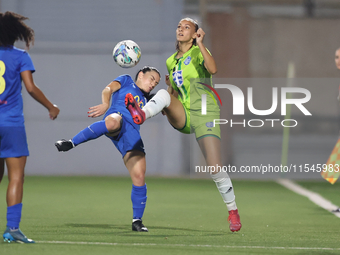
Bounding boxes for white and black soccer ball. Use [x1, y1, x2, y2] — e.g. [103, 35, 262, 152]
[112, 40, 141, 68]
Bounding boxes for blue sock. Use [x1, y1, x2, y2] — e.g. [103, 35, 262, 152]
[7, 203, 23, 229]
[131, 184, 147, 220]
[72, 120, 108, 146]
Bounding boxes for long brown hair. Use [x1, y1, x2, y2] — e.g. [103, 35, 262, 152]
[0, 11, 34, 48]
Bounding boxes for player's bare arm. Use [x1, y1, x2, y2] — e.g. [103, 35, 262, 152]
[88, 81, 121, 118]
[196, 28, 217, 75]
[21, 70, 60, 120]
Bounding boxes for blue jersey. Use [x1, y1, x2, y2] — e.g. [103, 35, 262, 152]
[0, 46, 35, 126]
[104, 74, 147, 129]
[103, 75, 147, 157]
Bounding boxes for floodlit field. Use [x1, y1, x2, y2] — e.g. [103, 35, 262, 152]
[1, 176, 340, 254]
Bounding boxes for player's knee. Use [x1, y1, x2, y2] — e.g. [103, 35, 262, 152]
[8, 174, 24, 184]
[132, 171, 145, 186]
[158, 89, 169, 95]
[105, 116, 120, 132]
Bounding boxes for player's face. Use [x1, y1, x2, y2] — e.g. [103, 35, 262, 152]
[176, 20, 197, 43]
[335, 49, 340, 70]
[138, 70, 160, 93]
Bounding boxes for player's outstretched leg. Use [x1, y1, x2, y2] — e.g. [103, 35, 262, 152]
[125, 93, 145, 125]
[126, 90, 171, 125]
[55, 139, 75, 152]
[3, 227, 35, 243]
[55, 120, 109, 152]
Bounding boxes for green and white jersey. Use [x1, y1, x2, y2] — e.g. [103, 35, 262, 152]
[166, 45, 218, 114]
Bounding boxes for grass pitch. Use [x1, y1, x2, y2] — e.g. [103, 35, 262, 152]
[1, 176, 340, 254]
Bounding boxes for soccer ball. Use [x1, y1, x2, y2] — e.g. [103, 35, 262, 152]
[112, 40, 141, 68]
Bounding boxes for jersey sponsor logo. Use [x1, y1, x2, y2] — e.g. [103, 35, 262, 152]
[206, 122, 214, 127]
[184, 56, 191, 65]
[172, 70, 183, 87]
[134, 95, 144, 108]
[0, 99, 8, 105]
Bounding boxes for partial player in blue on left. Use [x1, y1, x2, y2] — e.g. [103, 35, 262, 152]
[0, 11, 60, 243]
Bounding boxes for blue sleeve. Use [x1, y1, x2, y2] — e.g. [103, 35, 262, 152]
[20, 52, 35, 73]
[114, 74, 132, 88]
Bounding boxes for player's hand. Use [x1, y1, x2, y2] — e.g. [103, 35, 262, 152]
[49, 104, 60, 120]
[195, 28, 205, 45]
[165, 74, 171, 86]
[88, 103, 109, 118]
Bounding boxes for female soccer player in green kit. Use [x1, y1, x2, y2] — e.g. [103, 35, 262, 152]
[125, 17, 241, 232]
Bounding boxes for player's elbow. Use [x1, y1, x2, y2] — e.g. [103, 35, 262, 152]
[26, 86, 37, 95]
[103, 86, 112, 95]
[209, 67, 217, 75]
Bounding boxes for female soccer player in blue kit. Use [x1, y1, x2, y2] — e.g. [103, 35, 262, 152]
[0, 11, 60, 243]
[55, 66, 160, 232]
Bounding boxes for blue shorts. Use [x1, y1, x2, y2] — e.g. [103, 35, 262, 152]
[106, 117, 145, 157]
[0, 126, 29, 158]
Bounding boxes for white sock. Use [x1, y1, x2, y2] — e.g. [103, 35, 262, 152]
[143, 108, 151, 119]
[226, 201, 237, 211]
[210, 171, 237, 210]
[142, 89, 170, 120]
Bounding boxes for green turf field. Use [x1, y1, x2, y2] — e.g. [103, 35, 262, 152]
[1, 176, 340, 254]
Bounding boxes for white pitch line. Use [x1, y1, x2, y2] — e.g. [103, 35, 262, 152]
[277, 179, 340, 218]
[35, 240, 340, 251]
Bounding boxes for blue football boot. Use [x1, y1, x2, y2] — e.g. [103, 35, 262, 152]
[3, 227, 35, 243]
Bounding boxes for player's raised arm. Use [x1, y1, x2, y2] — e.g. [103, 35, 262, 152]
[88, 81, 121, 118]
[195, 28, 217, 75]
